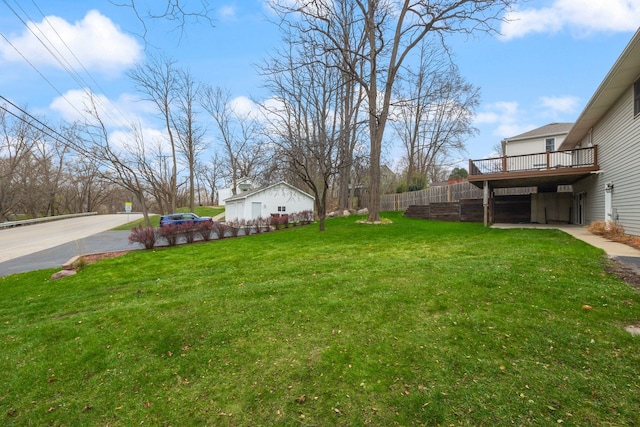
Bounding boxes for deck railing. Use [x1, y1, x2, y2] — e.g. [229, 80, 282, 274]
[469, 146, 597, 176]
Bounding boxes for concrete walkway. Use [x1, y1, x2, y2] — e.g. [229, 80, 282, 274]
[492, 223, 640, 274]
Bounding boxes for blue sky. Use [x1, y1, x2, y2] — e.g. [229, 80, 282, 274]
[1, 0, 639, 170]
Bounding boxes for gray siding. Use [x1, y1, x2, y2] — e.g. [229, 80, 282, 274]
[573, 88, 640, 235]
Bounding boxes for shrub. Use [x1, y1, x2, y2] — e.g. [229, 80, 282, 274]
[212, 222, 230, 239]
[240, 219, 253, 236]
[128, 225, 157, 249]
[254, 217, 264, 234]
[195, 221, 214, 241]
[158, 224, 179, 246]
[227, 222, 241, 238]
[176, 222, 197, 244]
[299, 209, 314, 224]
[587, 220, 625, 238]
[271, 215, 287, 230]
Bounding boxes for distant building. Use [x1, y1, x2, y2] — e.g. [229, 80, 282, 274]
[217, 178, 254, 206]
[224, 181, 315, 222]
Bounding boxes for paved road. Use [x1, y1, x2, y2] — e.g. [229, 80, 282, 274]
[0, 214, 143, 277]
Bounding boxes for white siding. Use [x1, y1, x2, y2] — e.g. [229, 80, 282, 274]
[505, 134, 568, 156]
[573, 88, 640, 235]
[225, 182, 315, 222]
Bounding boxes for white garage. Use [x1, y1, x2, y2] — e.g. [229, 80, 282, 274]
[224, 181, 315, 222]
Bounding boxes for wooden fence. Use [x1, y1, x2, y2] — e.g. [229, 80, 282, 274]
[380, 182, 483, 212]
[404, 199, 484, 222]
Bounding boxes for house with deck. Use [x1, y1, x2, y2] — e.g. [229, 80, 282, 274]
[469, 28, 640, 235]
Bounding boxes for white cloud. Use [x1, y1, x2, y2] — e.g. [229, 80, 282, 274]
[229, 96, 261, 118]
[474, 101, 536, 139]
[218, 5, 237, 20]
[538, 95, 580, 115]
[49, 88, 152, 129]
[0, 10, 142, 76]
[501, 0, 640, 39]
[110, 126, 169, 153]
[474, 101, 519, 125]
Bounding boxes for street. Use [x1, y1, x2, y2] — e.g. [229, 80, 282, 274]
[0, 214, 143, 263]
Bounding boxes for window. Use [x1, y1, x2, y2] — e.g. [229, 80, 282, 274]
[634, 78, 640, 116]
[545, 138, 555, 152]
[277, 206, 286, 212]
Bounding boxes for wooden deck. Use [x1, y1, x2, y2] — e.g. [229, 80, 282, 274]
[468, 146, 599, 191]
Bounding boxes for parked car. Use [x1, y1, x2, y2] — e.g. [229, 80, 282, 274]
[159, 212, 213, 228]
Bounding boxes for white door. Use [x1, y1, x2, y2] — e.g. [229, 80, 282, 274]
[251, 202, 262, 219]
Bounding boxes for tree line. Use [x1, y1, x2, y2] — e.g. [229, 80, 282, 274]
[0, 0, 514, 229]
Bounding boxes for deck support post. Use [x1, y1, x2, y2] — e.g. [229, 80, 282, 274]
[483, 180, 490, 227]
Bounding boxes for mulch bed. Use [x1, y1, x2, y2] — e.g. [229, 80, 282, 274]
[79, 251, 131, 265]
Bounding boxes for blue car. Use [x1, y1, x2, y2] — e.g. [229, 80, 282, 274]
[159, 213, 213, 228]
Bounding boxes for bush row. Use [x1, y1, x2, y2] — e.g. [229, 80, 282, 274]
[128, 210, 315, 250]
[587, 220, 640, 249]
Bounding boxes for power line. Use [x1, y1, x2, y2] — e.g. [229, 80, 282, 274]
[0, 95, 115, 172]
[1, 0, 135, 129]
[28, 0, 134, 128]
[0, 29, 88, 120]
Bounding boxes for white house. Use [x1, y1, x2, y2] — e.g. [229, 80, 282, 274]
[469, 27, 640, 233]
[560, 27, 640, 234]
[224, 181, 315, 222]
[502, 123, 574, 172]
[502, 123, 573, 157]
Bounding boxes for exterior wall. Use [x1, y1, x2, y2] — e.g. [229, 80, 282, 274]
[218, 188, 232, 206]
[505, 134, 571, 171]
[573, 87, 640, 235]
[531, 193, 572, 224]
[225, 201, 241, 220]
[505, 134, 567, 156]
[226, 183, 315, 222]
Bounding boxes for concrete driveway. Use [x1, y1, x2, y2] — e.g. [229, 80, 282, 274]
[0, 214, 143, 277]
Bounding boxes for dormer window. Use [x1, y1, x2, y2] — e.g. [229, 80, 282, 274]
[634, 78, 640, 116]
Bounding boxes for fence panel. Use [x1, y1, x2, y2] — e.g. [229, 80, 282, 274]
[380, 182, 483, 212]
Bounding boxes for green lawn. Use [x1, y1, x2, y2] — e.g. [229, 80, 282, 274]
[2, 212, 640, 425]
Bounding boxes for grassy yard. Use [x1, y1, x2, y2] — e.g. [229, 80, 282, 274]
[2, 212, 640, 425]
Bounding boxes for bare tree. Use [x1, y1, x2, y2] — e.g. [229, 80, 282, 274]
[173, 68, 207, 211]
[269, 0, 514, 221]
[82, 97, 156, 226]
[128, 54, 179, 213]
[30, 125, 70, 216]
[0, 106, 35, 221]
[197, 155, 224, 206]
[200, 86, 265, 195]
[260, 36, 343, 231]
[110, 0, 215, 44]
[392, 40, 479, 187]
[64, 147, 114, 213]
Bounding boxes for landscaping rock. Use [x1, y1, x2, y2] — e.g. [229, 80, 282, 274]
[342, 210, 351, 217]
[357, 208, 369, 215]
[625, 324, 640, 336]
[62, 255, 80, 270]
[50, 269, 77, 280]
